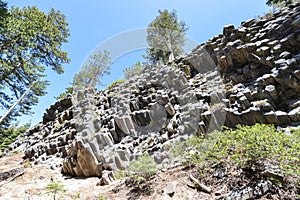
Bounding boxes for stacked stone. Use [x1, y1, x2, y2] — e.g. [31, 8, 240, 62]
[62, 65, 202, 175]
[6, 3, 300, 179]
[7, 96, 76, 169]
[176, 3, 300, 129]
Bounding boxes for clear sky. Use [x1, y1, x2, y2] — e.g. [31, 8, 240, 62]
[7, 0, 269, 126]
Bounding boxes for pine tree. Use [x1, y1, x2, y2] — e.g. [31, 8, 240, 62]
[123, 61, 144, 79]
[0, 3, 70, 128]
[72, 50, 111, 91]
[145, 10, 188, 65]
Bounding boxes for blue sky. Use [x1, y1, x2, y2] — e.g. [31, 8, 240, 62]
[7, 0, 269, 126]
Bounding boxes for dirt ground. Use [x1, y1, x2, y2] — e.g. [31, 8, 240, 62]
[0, 153, 298, 200]
[0, 153, 210, 200]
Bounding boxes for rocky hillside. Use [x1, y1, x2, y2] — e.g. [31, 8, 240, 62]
[2, 2, 300, 199]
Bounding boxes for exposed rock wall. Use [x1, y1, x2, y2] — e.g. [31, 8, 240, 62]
[176, 3, 300, 129]
[8, 97, 76, 168]
[6, 3, 300, 179]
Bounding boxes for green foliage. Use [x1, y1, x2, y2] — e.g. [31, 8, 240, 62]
[115, 169, 127, 179]
[123, 61, 144, 79]
[71, 193, 80, 200]
[54, 86, 73, 100]
[56, 50, 111, 100]
[72, 50, 111, 91]
[0, 123, 29, 150]
[23, 161, 32, 168]
[106, 79, 126, 90]
[188, 124, 300, 176]
[128, 154, 158, 180]
[0, 4, 70, 128]
[11, 150, 19, 154]
[0, 1, 8, 26]
[168, 140, 193, 166]
[145, 9, 188, 65]
[45, 180, 66, 200]
[98, 196, 107, 200]
[116, 154, 157, 181]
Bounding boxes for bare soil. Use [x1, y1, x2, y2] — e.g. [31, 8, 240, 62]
[0, 153, 299, 200]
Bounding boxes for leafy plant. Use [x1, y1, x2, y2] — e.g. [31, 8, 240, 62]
[23, 161, 32, 168]
[54, 86, 73, 100]
[106, 79, 126, 91]
[115, 169, 127, 180]
[123, 61, 145, 80]
[45, 180, 66, 200]
[129, 154, 158, 180]
[188, 124, 300, 176]
[73, 50, 111, 92]
[117, 154, 158, 181]
[168, 140, 193, 166]
[266, 0, 293, 6]
[71, 193, 80, 200]
[0, 123, 29, 150]
[98, 196, 107, 200]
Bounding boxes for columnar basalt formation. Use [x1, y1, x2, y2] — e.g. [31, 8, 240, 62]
[6, 3, 300, 183]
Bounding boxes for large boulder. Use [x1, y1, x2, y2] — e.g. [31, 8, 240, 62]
[61, 139, 103, 177]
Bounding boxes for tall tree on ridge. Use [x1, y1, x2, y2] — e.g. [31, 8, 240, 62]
[145, 9, 188, 65]
[72, 50, 111, 91]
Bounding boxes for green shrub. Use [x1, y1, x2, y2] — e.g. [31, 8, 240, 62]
[71, 193, 80, 199]
[0, 124, 29, 150]
[117, 154, 158, 181]
[54, 86, 73, 100]
[106, 79, 126, 90]
[115, 169, 127, 179]
[188, 124, 300, 176]
[45, 180, 66, 200]
[129, 154, 157, 180]
[98, 196, 107, 200]
[168, 140, 194, 166]
[23, 161, 32, 168]
[123, 61, 145, 79]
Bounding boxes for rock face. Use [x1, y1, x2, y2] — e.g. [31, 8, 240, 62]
[61, 139, 102, 177]
[6, 3, 300, 181]
[179, 3, 300, 129]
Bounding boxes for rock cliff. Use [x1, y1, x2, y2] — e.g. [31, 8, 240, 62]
[6, 3, 300, 185]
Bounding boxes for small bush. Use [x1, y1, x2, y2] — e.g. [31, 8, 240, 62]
[189, 124, 300, 176]
[23, 161, 32, 168]
[115, 170, 127, 179]
[98, 196, 107, 200]
[129, 154, 157, 180]
[0, 124, 29, 150]
[71, 193, 80, 199]
[123, 61, 145, 80]
[117, 154, 158, 181]
[168, 140, 194, 166]
[106, 79, 126, 90]
[54, 86, 73, 100]
[45, 180, 66, 200]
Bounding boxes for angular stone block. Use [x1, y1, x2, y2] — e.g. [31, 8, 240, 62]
[288, 107, 300, 122]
